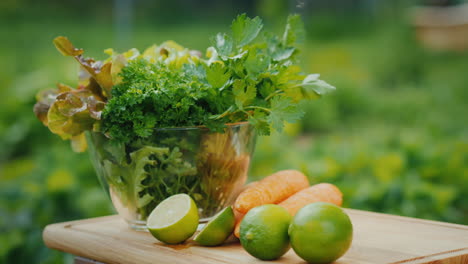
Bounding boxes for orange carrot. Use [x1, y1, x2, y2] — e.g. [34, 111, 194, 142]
[232, 183, 258, 238]
[278, 183, 343, 216]
[233, 208, 244, 222]
[233, 209, 244, 238]
[239, 181, 258, 194]
[234, 170, 309, 214]
[234, 182, 343, 238]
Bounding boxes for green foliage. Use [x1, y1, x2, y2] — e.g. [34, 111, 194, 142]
[206, 62, 231, 88]
[39, 15, 335, 147]
[231, 14, 263, 47]
[102, 59, 213, 143]
[204, 14, 334, 135]
[101, 14, 334, 144]
[267, 97, 303, 131]
[282, 14, 305, 46]
[0, 144, 113, 264]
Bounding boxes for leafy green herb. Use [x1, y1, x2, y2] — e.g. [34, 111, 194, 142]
[205, 62, 231, 89]
[301, 74, 337, 96]
[231, 14, 263, 47]
[268, 96, 304, 131]
[101, 59, 218, 144]
[232, 79, 256, 109]
[34, 14, 335, 149]
[213, 33, 233, 58]
[283, 14, 306, 46]
[100, 14, 335, 143]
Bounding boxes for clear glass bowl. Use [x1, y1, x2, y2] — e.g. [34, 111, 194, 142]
[86, 123, 256, 230]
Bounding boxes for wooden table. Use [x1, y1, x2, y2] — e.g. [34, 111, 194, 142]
[43, 209, 468, 264]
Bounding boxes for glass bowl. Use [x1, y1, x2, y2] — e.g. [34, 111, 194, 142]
[86, 123, 256, 230]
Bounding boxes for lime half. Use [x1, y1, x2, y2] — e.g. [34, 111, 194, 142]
[147, 194, 199, 244]
[194, 206, 236, 246]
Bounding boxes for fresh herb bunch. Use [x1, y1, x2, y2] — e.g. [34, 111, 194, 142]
[102, 59, 226, 144]
[34, 14, 334, 149]
[101, 14, 335, 144]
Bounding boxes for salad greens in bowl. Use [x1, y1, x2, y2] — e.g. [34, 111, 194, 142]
[34, 14, 335, 229]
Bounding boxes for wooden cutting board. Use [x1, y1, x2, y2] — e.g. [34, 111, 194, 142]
[43, 209, 468, 264]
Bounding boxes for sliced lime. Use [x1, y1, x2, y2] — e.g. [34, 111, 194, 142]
[194, 206, 236, 246]
[147, 194, 199, 244]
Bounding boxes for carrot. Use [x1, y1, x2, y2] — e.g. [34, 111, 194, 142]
[234, 170, 309, 214]
[278, 183, 343, 216]
[233, 206, 245, 223]
[234, 182, 343, 238]
[239, 181, 258, 194]
[232, 183, 258, 238]
[233, 209, 244, 238]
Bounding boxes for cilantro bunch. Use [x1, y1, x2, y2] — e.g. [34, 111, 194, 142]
[101, 14, 334, 144]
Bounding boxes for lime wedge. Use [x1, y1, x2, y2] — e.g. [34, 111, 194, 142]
[194, 206, 236, 246]
[147, 194, 199, 244]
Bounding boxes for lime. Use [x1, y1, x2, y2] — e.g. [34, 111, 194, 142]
[194, 206, 236, 246]
[146, 194, 199, 244]
[239, 204, 291, 260]
[289, 202, 353, 264]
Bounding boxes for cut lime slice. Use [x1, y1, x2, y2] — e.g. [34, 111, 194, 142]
[194, 206, 236, 246]
[147, 194, 199, 244]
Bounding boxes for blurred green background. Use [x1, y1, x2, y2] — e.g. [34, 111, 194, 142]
[1, 0, 467, 263]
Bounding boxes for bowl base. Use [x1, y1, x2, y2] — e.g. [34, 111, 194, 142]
[127, 218, 211, 232]
[198, 216, 212, 223]
[128, 220, 148, 231]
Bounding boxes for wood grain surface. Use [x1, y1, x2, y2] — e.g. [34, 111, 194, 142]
[43, 209, 468, 264]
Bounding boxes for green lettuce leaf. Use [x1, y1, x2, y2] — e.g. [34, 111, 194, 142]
[34, 81, 105, 152]
[71, 133, 88, 152]
[53, 36, 113, 97]
[53, 36, 84, 56]
[33, 89, 59, 126]
[47, 90, 104, 139]
[34, 37, 112, 152]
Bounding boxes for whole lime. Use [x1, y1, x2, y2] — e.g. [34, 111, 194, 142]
[289, 202, 353, 264]
[239, 204, 291, 260]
